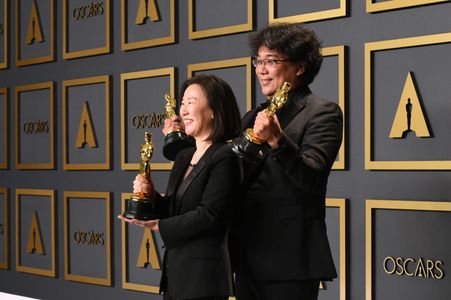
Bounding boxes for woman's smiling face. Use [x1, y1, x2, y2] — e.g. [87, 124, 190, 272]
[180, 84, 214, 141]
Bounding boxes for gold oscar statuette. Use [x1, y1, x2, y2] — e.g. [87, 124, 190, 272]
[232, 82, 292, 161]
[122, 132, 158, 220]
[162, 93, 194, 161]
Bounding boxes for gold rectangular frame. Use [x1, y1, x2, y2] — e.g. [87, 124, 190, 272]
[187, 57, 252, 112]
[322, 46, 346, 170]
[366, 0, 448, 13]
[62, 75, 111, 170]
[188, 0, 253, 40]
[15, 0, 55, 66]
[121, 67, 175, 171]
[121, 193, 160, 293]
[365, 199, 451, 300]
[365, 32, 451, 170]
[63, 0, 111, 59]
[269, 0, 347, 23]
[121, 0, 175, 51]
[326, 198, 347, 300]
[64, 191, 111, 286]
[0, 187, 8, 270]
[15, 188, 55, 277]
[0, 0, 8, 69]
[15, 82, 55, 169]
[0, 87, 7, 169]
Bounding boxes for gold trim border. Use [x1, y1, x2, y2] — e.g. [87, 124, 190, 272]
[121, 193, 160, 294]
[365, 199, 451, 300]
[0, 187, 8, 270]
[188, 0, 253, 40]
[62, 75, 111, 170]
[0, 0, 8, 69]
[187, 57, 252, 113]
[63, 0, 111, 59]
[121, 0, 175, 51]
[326, 198, 347, 300]
[121, 67, 175, 171]
[322, 46, 347, 170]
[365, 32, 451, 170]
[64, 191, 111, 286]
[0, 87, 7, 169]
[15, 188, 56, 277]
[15, 82, 55, 170]
[15, 0, 55, 67]
[366, 0, 448, 13]
[269, 0, 347, 24]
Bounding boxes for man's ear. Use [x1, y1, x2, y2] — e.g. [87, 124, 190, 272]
[296, 65, 305, 76]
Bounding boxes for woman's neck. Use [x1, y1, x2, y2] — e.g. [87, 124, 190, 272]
[195, 139, 212, 151]
[191, 139, 213, 165]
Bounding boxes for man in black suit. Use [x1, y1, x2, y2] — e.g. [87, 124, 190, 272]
[232, 23, 343, 300]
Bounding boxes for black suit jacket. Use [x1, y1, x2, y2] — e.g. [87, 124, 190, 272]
[156, 142, 240, 299]
[233, 86, 342, 281]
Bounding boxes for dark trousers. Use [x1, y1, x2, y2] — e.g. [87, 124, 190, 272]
[163, 294, 228, 300]
[235, 270, 320, 300]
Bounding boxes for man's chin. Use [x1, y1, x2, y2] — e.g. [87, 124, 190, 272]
[261, 88, 275, 98]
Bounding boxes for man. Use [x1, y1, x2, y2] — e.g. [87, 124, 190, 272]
[232, 23, 342, 300]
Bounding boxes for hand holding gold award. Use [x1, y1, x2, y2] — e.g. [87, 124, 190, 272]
[232, 82, 292, 161]
[162, 93, 194, 161]
[122, 132, 158, 220]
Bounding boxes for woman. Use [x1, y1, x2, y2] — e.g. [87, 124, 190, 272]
[119, 74, 242, 300]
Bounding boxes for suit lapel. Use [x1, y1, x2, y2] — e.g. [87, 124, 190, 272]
[241, 102, 269, 130]
[165, 148, 193, 216]
[277, 86, 310, 129]
[259, 87, 310, 156]
[174, 143, 224, 214]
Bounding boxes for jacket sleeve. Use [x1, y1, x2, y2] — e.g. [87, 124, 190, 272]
[158, 153, 240, 250]
[270, 100, 343, 194]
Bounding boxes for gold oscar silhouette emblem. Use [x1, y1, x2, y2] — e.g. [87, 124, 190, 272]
[135, 0, 160, 24]
[162, 93, 194, 161]
[122, 132, 158, 220]
[26, 0, 44, 44]
[233, 82, 292, 161]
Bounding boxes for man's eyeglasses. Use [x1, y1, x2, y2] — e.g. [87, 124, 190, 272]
[251, 58, 292, 68]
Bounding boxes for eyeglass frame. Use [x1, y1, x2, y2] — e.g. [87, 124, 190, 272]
[251, 57, 293, 68]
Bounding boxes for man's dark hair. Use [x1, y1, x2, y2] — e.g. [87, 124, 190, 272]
[249, 22, 323, 85]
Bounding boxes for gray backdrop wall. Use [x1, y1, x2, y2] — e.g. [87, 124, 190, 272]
[1, 0, 451, 299]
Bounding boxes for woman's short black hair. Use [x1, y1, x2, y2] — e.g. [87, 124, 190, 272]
[248, 22, 323, 86]
[180, 74, 242, 142]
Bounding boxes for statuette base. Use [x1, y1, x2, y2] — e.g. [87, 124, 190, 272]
[122, 196, 158, 221]
[163, 131, 194, 161]
[231, 136, 264, 163]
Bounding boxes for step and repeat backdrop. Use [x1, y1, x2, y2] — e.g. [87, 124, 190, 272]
[1, 0, 451, 299]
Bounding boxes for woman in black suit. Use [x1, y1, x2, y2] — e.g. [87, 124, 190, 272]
[120, 74, 242, 300]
